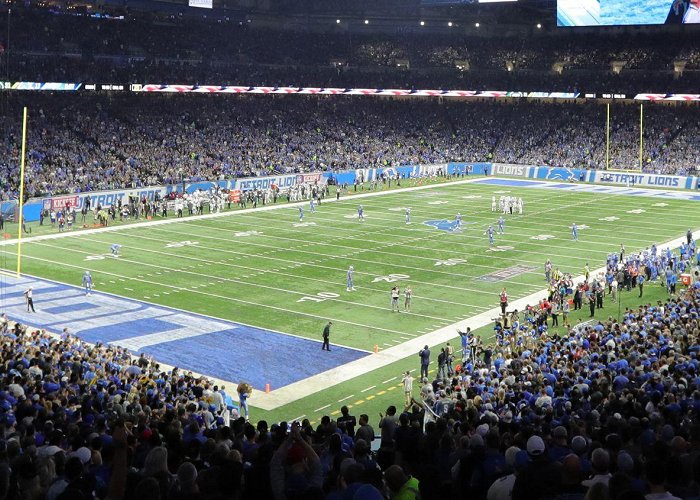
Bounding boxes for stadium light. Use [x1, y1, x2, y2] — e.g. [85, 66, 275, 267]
[448, 21, 453, 27]
[336, 19, 341, 24]
[475, 22, 480, 27]
[364, 19, 369, 24]
[420, 20, 425, 26]
[537, 23, 542, 29]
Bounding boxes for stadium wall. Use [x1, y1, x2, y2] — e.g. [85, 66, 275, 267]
[19, 164, 700, 222]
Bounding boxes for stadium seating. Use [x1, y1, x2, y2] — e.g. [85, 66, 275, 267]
[0, 94, 698, 200]
[0, 269, 697, 499]
[0, 8, 698, 93]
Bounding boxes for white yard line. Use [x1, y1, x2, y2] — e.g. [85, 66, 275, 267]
[251, 228, 700, 410]
[4, 177, 700, 412]
[0, 177, 488, 248]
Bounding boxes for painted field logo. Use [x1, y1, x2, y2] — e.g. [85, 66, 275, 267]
[234, 231, 263, 237]
[479, 264, 536, 282]
[599, 216, 619, 222]
[424, 220, 461, 232]
[530, 234, 555, 241]
[427, 200, 449, 205]
[626, 209, 646, 214]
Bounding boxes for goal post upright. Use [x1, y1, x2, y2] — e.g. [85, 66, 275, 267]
[16, 106, 27, 278]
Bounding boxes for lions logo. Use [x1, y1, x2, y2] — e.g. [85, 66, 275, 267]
[424, 220, 461, 232]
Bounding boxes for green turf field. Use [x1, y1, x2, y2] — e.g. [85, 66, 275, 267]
[1, 177, 699, 424]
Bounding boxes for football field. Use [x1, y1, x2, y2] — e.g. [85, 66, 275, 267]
[1, 176, 700, 423]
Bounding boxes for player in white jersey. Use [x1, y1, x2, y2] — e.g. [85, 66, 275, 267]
[405, 208, 411, 224]
[455, 213, 462, 229]
[309, 198, 316, 213]
[517, 197, 523, 214]
[298, 206, 304, 222]
[491, 196, 497, 212]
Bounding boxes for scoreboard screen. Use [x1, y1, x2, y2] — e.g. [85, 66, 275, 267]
[421, 0, 516, 4]
[558, 0, 700, 26]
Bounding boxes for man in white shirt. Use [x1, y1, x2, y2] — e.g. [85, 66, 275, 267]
[402, 371, 413, 408]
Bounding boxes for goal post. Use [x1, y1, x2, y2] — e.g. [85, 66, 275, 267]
[15, 106, 28, 277]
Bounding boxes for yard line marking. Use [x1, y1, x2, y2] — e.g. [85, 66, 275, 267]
[338, 395, 354, 403]
[12, 252, 380, 351]
[361, 385, 376, 393]
[376, 390, 386, 396]
[314, 404, 331, 412]
[68, 236, 460, 322]
[124, 287, 134, 291]
[354, 400, 364, 405]
[289, 415, 306, 422]
[154, 224, 536, 292]
[382, 377, 397, 384]
[366, 395, 375, 400]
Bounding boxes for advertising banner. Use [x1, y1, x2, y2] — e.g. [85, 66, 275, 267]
[43, 195, 80, 211]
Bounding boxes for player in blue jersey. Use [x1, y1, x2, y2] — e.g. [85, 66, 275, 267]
[346, 266, 355, 292]
[405, 208, 411, 225]
[110, 244, 121, 256]
[358, 205, 364, 222]
[298, 206, 304, 222]
[82, 271, 93, 296]
[571, 222, 578, 241]
[497, 216, 505, 235]
[309, 198, 316, 214]
[455, 212, 462, 229]
[485, 225, 495, 245]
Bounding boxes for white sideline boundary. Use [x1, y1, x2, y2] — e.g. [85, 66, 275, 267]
[255, 228, 700, 411]
[0, 176, 484, 248]
[2, 177, 699, 411]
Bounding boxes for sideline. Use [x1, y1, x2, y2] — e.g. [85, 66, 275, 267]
[0, 176, 484, 247]
[255, 228, 700, 410]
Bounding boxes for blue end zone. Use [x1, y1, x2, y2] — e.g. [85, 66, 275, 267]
[474, 177, 700, 201]
[79, 318, 183, 344]
[0, 275, 368, 390]
[475, 179, 543, 187]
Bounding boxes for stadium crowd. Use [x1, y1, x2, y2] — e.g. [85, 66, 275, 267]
[0, 94, 698, 201]
[0, 247, 697, 499]
[1, 8, 699, 94]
